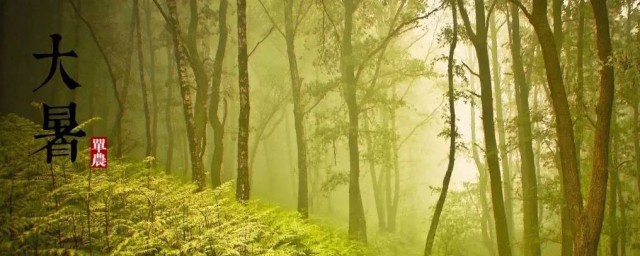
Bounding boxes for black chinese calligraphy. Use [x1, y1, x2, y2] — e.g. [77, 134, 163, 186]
[32, 34, 81, 92]
[32, 102, 86, 163]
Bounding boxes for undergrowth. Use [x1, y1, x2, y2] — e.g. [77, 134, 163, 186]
[0, 114, 366, 255]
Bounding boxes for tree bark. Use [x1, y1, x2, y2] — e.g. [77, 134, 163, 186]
[578, 1, 615, 254]
[283, 0, 310, 219]
[457, 1, 512, 255]
[470, 71, 495, 255]
[183, 0, 208, 189]
[165, 46, 175, 174]
[564, 2, 583, 255]
[616, 168, 626, 256]
[135, 0, 153, 157]
[365, 116, 386, 230]
[166, 0, 205, 190]
[144, 0, 159, 158]
[236, 0, 251, 201]
[508, 3, 540, 255]
[424, 1, 457, 254]
[514, 0, 616, 254]
[386, 102, 400, 232]
[489, 10, 514, 248]
[284, 0, 309, 219]
[209, 0, 228, 188]
[69, 0, 131, 158]
[342, 0, 367, 242]
[608, 107, 618, 256]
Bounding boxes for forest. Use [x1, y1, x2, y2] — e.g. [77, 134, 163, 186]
[0, 0, 638, 255]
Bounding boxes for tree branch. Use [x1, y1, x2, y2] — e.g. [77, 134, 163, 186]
[354, 2, 445, 83]
[456, 0, 477, 42]
[257, 0, 285, 37]
[485, 0, 498, 29]
[462, 61, 480, 78]
[507, 0, 533, 22]
[248, 26, 275, 58]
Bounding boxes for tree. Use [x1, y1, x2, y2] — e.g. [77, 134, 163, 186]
[457, 0, 513, 255]
[511, 0, 616, 254]
[423, 0, 457, 254]
[284, 0, 311, 220]
[236, 0, 251, 201]
[69, 0, 134, 159]
[165, 0, 205, 190]
[489, 6, 514, 244]
[341, 0, 367, 242]
[135, 0, 153, 158]
[209, 0, 229, 188]
[507, 2, 540, 255]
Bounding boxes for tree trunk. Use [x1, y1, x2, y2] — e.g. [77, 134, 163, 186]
[342, 0, 367, 242]
[166, 0, 205, 190]
[236, 0, 251, 201]
[144, 0, 159, 158]
[516, 0, 615, 254]
[577, 1, 615, 254]
[636, 85, 640, 213]
[424, 1, 457, 254]
[387, 104, 400, 232]
[165, 46, 175, 174]
[470, 70, 495, 255]
[209, 0, 228, 188]
[564, 2, 583, 255]
[457, 1, 512, 255]
[508, 3, 540, 255]
[365, 116, 386, 230]
[616, 169, 626, 256]
[183, 0, 208, 189]
[69, 0, 130, 158]
[283, 0, 310, 219]
[489, 11, 514, 248]
[135, 0, 153, 157]
[608, 107, 618, 256]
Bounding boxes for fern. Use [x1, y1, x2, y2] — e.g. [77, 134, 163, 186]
[0, 115, 367, 255]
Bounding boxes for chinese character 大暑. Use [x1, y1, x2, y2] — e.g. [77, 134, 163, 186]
[32, 34, 81, 92]
[32, 102, 86, 163]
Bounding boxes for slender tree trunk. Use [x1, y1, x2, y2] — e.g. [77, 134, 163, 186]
[0, 0, 3, 88]
[145, 0, 159, 158]
[236, 0, 251, 201]
[341, 0, 367, 243]
[457, 1, 512, 255]
[166, 0, 205, 190]
[183, 0, 208, 189]
[616, 170, 626, 256]
[636, 86, 640, 211]
[209, 0, 228, 188]
[608, 107, 618, 256]
[135, 0, 153, 157]
[577, 1, 615, 254]
[490, 12, 515, 250]
[553, 0, 563, 55]
[182, 133, 190, 177]
[471, 73, 495, 255]
[69, 0, 129, 158]
[387, 104, 400, 232]
[165, 46, 175, 174]
[508, 3, 540, 255]
[365, 116, 386, 230]
[561, 2, 582, 255]
[424, 1, 457, 254]
[284, 0, 310, 219]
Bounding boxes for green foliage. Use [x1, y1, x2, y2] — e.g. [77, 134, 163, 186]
[0, 115, 366, 255]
